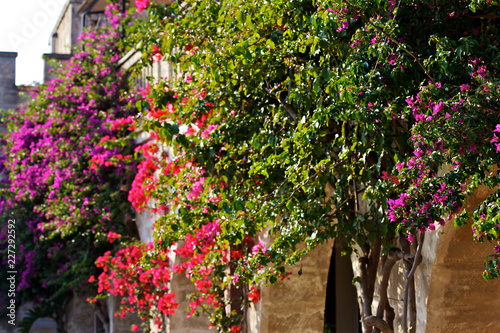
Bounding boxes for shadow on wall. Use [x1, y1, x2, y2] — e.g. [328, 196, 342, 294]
[324, 241, 361, 333]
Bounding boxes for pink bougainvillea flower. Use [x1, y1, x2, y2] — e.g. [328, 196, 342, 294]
[135, 0, 150, 13]
[432, 101, 444, 115]
[251, 240, 267, 254]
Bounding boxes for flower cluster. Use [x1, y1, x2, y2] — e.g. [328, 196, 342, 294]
[92, 243, 178, 329]
[491, 124, 500, 152]
[96, 74, 275, 330]
[135, 0, 150, 13]
[0, 3, 139, 319]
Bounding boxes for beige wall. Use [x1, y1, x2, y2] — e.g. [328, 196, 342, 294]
[426, 185, 500, 332]
[53, 6, 73, 54]
[249, 239, 333, 333]
[167, 243, 211, 333]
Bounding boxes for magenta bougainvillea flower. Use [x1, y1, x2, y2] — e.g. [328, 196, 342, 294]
[0, 3, 139, 316]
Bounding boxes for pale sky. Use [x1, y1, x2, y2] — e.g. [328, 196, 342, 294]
[0, 0, 67, 85]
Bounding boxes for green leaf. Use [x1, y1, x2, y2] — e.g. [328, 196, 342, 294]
[246, 15, 255, 30]
[176, 134, 190, 148]
[235, 10, 243, 24]
[266, 39, 275, 49]
[233, 200, 245, 211]
[245, 201, 256, 209]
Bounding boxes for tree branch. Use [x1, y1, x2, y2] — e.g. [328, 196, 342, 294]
[400, 234, 417, 332]
[364, 315, 393, 333]
[375, 248, 405, 332]
[402, 233, 424, 333]
[360, 234, 382, 333]
[359, 256, 374, 333]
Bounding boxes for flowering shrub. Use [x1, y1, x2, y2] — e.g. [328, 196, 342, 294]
[0, 5, 139, 329]
[93, 243, 178, 328]
[98, 0, 500, 332]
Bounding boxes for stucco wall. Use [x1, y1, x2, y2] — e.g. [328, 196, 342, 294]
[249, 239, 334, 333]
[425, 184, 500, 332]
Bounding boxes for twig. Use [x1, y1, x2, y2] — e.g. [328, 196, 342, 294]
[264, 81, 298, 122]
[342, 0, 437, 86]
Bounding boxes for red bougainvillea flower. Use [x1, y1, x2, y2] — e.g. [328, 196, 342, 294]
[153, 45, 162, 62]
[248, 286, 260, 303]
[231, 250, 243, 260]
[107, 231, 121, 243]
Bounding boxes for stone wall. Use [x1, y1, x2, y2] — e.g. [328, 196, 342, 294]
[167, 244, 211, 333]
[0, 52, 21, 116]
[44, 0, 85, 83]
[51, 0, 84, 55]
[43, 53, 72, 82]
[63, 296, 94, 333]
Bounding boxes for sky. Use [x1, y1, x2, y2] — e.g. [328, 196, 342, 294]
[0, 0, 67, 85]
